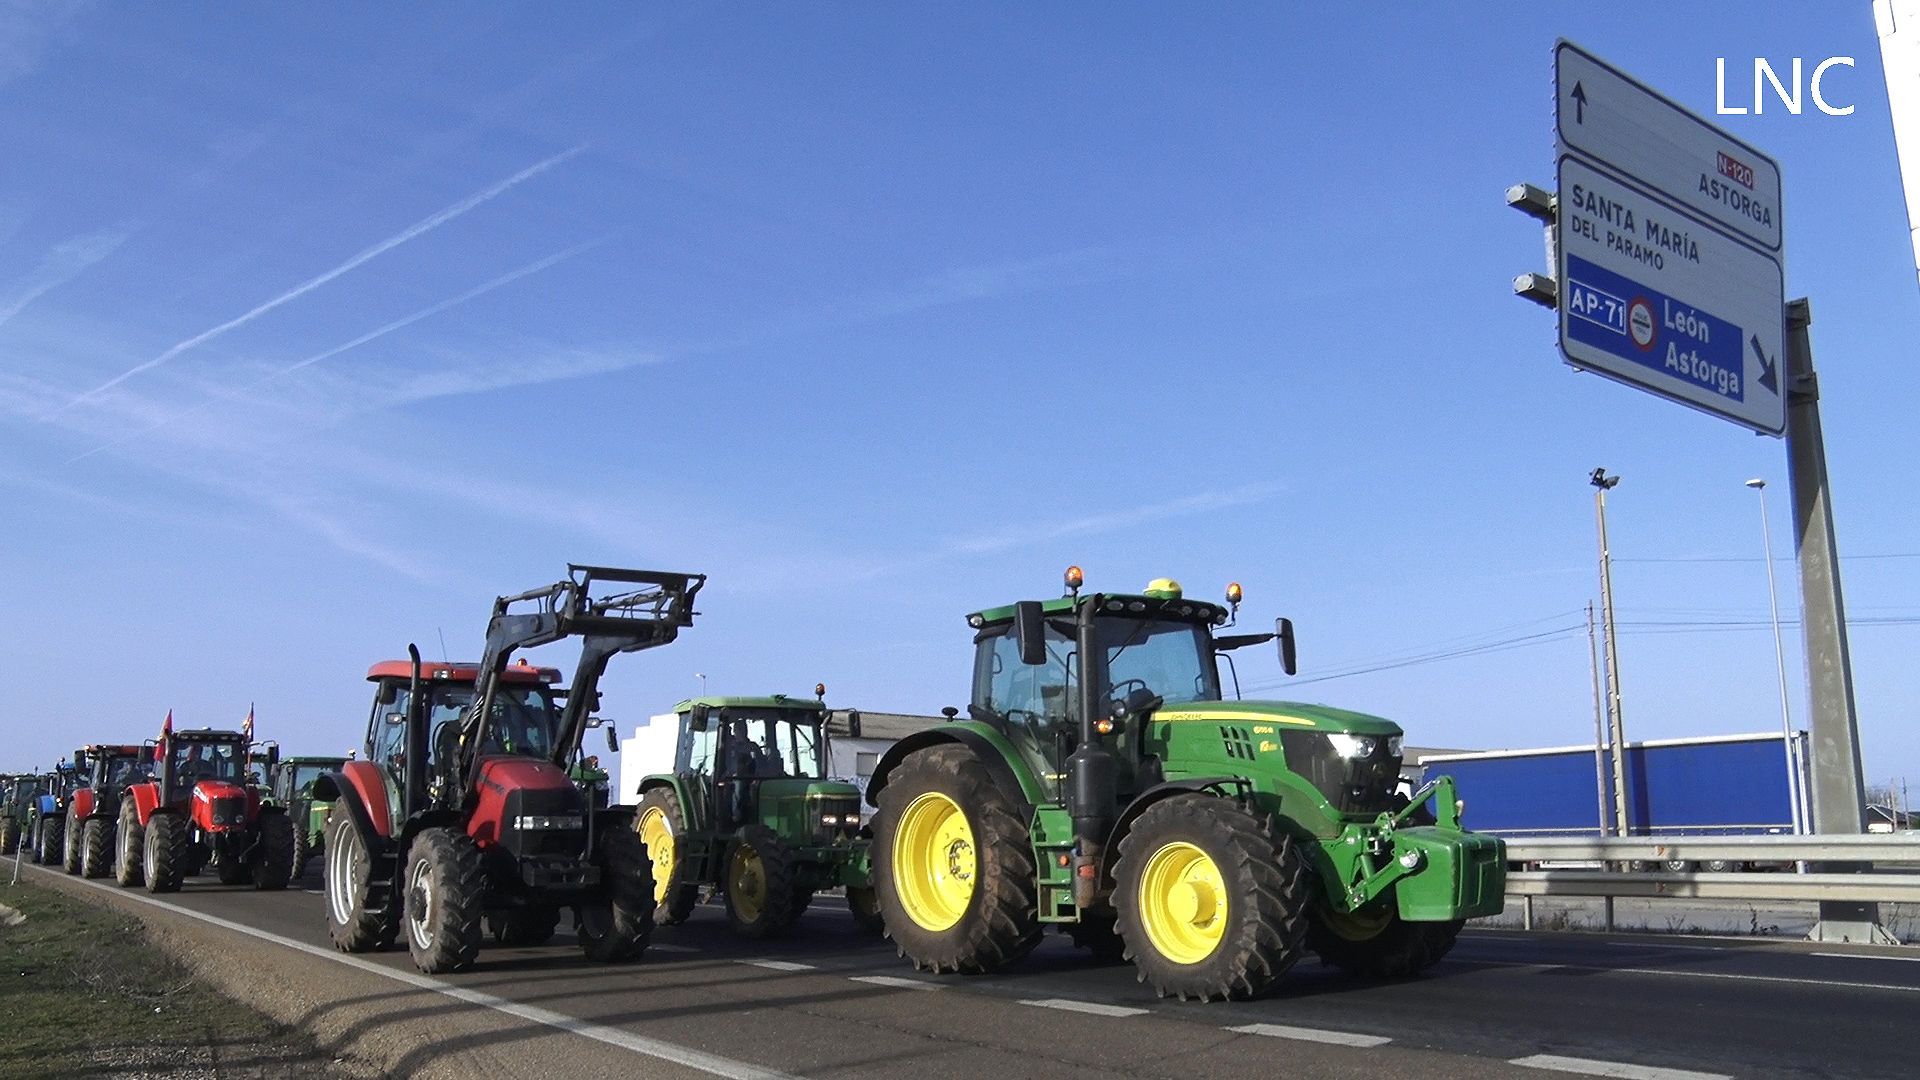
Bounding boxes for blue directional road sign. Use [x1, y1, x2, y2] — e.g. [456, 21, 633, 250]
[1555, 42, 1787, 436]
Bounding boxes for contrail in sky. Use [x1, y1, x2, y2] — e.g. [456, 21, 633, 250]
[65, 237, 606, 463]
[48, 145, 586, 415]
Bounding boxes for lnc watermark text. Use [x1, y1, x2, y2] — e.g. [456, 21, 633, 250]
[1717, 57, 1856, 115]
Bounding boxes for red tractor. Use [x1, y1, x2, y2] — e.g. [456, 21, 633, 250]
[317, 565, 702, 973]
[63, 744, 152, 878]
[115, 724, 293, 893]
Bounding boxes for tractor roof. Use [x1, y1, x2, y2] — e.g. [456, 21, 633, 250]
[82, 743, 144, 756]
[969, 591, 1229, 628]
[672, 694, 826, 715]
[170, 728, 248, 742]
[366, 659, 562, 684]
[280, 755, 347, 766]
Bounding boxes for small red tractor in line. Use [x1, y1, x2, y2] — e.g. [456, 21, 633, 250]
[113, 723, 294, 893]
[62, 744, 152, 878]
[317, 565, 702, 973]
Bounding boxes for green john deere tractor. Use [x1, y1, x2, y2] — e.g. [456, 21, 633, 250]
[866, 568, 1506, 1001]
[0, 774, 47, 855]
[633, 690, 880, 938]
[268, 755, 348, 879]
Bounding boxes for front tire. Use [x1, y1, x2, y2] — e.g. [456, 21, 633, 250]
[847, 886, 885, 934]
[114, 799, 147, 888]
[143, 814, 188, 893]
[0, 819, 15, 856]
[62, 815, 84, 874]
[1113, 795, 1312, 1001]
[403, 828, 485, 974]
[251, 813, 295, 890]
[722, 826, 799, 939]
[871, 744, 1041, 974]
[576, 826, 655, 962]
[36, 819, 63, 865]
[635, 788, 700, 925]
[1306, 910, 1462, 979]
[325, 808, 397, 953]
[81, 818, 112, 879]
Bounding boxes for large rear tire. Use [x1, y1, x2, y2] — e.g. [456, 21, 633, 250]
[142, 814, 189, 894]
[324, 808, 397, 953]
[251, 813, 295, 890]
[1306, 910, 1463, 978]
[1113, 795, 1312, 1001]
[635, 788, 700, 925]
[81, 818, 112, 878]
[871, 744, 1042, 974]
[291, 818, 314, 881]
[0, 819, 15, 856]
[488, 906, 562, 946]
[577, 826, 655, 962]
[114, 799, 147, 888]
[403, 828, 485, 974]
[722, 825, 800, 939]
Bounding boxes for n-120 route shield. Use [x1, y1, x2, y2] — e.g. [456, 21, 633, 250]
[1556, 155, 1786, 436]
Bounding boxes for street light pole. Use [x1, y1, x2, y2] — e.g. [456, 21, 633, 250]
[1747, 478, 1805, 835]
[696, 672, 707, 696]
[1591, 468, 1631, 837]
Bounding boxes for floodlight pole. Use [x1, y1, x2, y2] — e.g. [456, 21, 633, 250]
[1782, 299, 1891, 943]
[1591, 470, 1631, 837]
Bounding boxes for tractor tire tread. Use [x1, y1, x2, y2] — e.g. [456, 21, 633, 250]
[405, 828, 485, 974]
[873, 743, 1042, 975]
[636, 788, 700, 925]
[578, 826, 655, 962]
[252, 812, 295, 890]
[115, 798, 147, 888]
[81, 818, 112, 879]
[1113, 795, 1311, 1001]
[143, 813, 189, 894]
[325, 807, 398, 954]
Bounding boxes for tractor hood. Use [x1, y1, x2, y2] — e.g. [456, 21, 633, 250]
[1148, 700, 1403, 737]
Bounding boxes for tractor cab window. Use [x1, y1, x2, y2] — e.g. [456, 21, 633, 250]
[172, 742, 244, 784]
[975, 623, 1077, 777]
[1099, 617, 1220, 709]
[291, 764, 331, 794]
[782, 716, 826, 779]
[717, 713, 796, 779]
[424, 684, 560, 765]
[103, 756, 147, 789]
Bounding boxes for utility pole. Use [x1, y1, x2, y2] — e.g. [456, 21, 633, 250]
[1591, 468, 1631, 836]
[1586, 602, 1613, 836]
[1784, 299, 1888, 942]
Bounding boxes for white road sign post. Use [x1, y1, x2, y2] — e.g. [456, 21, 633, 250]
[1554, 40, 1787, 436]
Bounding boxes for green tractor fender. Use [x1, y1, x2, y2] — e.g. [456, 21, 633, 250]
[865, 722, 1046, 814]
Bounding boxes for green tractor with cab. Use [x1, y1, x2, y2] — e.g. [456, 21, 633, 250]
[268, 755, 348, 879]
[866, 568, 1506, 1001]
[633, 690, 881, 938]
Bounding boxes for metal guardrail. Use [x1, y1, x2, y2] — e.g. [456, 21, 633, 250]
[1504, 834, 1920, 865]
[1497, 835, 1920, 936]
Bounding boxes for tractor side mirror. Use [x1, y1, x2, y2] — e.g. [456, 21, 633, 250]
[1014, 601, 1047, 666]
[605, 726, 619, 753]
[1276, 617, 1297, 676]
[689, 705, 711, 732]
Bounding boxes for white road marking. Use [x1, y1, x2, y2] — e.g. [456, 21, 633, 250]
[1018, 998, 1148, 1017]
[739, 959, 815, 972]
[848, 975, 943, 991]
[30, 865, 798, 1080]
[649, 943, 699, 953]
[1511, 1052, 1731, 1080]
[1812, 951, 1920, 963]
[1458, 955, 1920, 995]
[1226, 1022, 1390, 1048]
[1604, 941, 1726, 952]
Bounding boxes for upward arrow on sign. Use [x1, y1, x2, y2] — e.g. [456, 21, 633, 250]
[1571, 81, 1587, 123]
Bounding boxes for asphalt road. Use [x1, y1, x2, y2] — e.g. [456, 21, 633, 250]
[24, 862, 1920, 1080]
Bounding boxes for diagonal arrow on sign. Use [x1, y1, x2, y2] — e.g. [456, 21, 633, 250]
[1751, 333, 1780, 395]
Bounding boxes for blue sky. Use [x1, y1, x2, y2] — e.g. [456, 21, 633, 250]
[3, 4, 1914, 792]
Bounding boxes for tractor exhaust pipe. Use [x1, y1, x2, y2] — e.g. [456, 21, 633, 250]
[403, 644, 428, 818]
[1068, 594, 1116, 908]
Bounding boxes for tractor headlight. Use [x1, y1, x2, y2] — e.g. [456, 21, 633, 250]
[1326, 733, 1379, 760]
[513, 815, 584, 831]
[821, 814, 839, 826]
[1387, 735, 1405, 758]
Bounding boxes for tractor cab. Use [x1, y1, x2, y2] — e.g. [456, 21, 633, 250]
[153, 729, 258, 809]
[674, 695, 846, 832]
[361, 659, 564, 805]
[270, 756, 348, 808]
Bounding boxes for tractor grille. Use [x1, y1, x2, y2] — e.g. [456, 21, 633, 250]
[210, 796, 246, 828]
[500, 787, 587, 858]
[1279, 732, 1403, 817]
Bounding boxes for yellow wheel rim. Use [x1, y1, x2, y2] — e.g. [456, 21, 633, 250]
[892, 791, 975, 932]
[636, 807, 676, 905]
[729, 844, 768, 923]
[1137, 841, 1228, 965]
